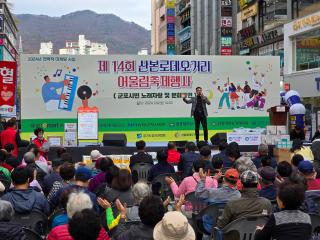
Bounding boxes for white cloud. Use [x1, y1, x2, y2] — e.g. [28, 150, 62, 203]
[10, 0, 151, 29]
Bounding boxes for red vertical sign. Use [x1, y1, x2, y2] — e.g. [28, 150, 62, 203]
[0, 61, 17, 115]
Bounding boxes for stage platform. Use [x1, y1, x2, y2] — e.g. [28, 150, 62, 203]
[18, 145, 263, 163]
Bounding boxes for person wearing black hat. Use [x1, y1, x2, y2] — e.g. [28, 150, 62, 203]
[258, 166, 277, 201]
[217, 170, 272, 229]
[42, 158, 63, 195]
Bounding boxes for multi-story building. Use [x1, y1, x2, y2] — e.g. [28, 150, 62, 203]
[39, 42, 53, 55]
[175, 0, 237, 55]
[0, 1, 18, 61]
[283, 1, 320, 127]
[151, 0, 176, 55]
[59, 35, 108, 55]
[237, 0, 287, 75]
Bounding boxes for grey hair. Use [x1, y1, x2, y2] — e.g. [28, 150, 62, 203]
[234, 156, 257, 174]
[24, 152, 35, 164]
[0, 200, 14, 221]
[66, 191, 93, 218]
[258, 144, 269, 156]
[132, 181, 151, 204]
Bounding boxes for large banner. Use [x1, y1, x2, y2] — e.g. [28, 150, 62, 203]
[0, 61, 17, 117]
[21, 55, 280, 142]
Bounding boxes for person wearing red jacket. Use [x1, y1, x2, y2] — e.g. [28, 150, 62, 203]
[167, 142, 181, 165]
[0, 118, 28, 157]
[32, 127, 48, 158]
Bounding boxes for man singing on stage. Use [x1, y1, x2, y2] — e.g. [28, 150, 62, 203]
[182, 87, 211, 143]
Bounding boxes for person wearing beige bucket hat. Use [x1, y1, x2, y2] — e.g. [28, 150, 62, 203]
[153, 210, 196, 240]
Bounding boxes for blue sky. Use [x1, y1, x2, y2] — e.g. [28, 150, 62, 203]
[10, 0, 151, 29]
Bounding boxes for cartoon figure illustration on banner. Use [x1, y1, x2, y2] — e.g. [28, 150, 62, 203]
[238, 81, 251, 109]
[41, 75, 69, 111]
[229, 82, 240, 110]
[217, 77, 231, 109]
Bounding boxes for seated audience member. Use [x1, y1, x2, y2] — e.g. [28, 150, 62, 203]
[233, 155, 257, 190]
[130, 140, 154, 168]
[217, 170, 272, 228]
[50, 167, 98, 210]
[68, 209, 109, 240]
[0, 150, 11, 181]
[4, 143, 20, 168]
[88, 157, 114, 192]
[291, 154, 304, 173]
[90, 149, 103, 169]
[0, 149, 12, 172]
[148, 150, 175, 182]
[298, 160, 320, 190]
[199, 146, 214, 172]
[196, 168, 240, 203]
[113, 195, 166, 240]
[167, 141, 181, 165]
[102, 168, 134, 206]
[166, 160, 218, 198]
[275, 161, 293, 186]
[98, 181, 151, 230]
[196, 168, 241, 235]
[0, 200, 26, 240]
[258, 166, 277, 200]
[254, 180, 312, 240]
[47, 162, 75, 204]
[43, 158, 63, 195]
[212, 141, 231, 168]
[178, 142, 201, 177]
[153, 195, 195, 240]
[290, 126, 305, 141]
[48, 191, 109, 240]
[2, 167, 50, 215]
[197, 141, 209, 152]
[252, 144, 277, 169]
[225, 142, 241, 167]
[94, 165, 120, 197]
[290, 139, 314, 161]
[51, 188, 74, 228]
[212, 157, 224, 173]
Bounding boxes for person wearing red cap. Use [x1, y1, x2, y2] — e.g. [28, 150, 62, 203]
[195, 168, 241, 235]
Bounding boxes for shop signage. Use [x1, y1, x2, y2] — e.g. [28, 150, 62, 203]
[240, 27, 283, 49]
[166, 0, 175, 8]
[166, 0, 176, 55]
[239, 0, 255, 10]
[221, 37, 232, 46]
[239, 24, 256, 40]
[221, 0, 232, 6]
[221, 17, 232, 27]
[241, 3, 258, 21]
[316, 77, 320, 92]
[293, 14, 320, 31]
[221, 27, 233, 36]
[221, 47, 232, 55]
[0, 15, 3, 32]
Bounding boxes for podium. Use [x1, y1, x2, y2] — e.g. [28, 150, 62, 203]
[267, 106, 289, 126]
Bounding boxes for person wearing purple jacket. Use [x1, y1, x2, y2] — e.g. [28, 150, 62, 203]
[88, 157, 114, 192]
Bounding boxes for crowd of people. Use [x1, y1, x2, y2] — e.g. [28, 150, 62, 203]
[1, 119, 320, 240]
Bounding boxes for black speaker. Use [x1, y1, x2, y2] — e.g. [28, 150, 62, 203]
[103, 134, 127, 147]
[210, 133, 227, 146]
